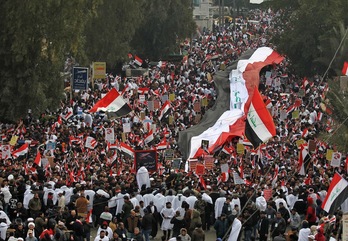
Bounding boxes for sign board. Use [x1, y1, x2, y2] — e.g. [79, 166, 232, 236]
[308, 140, 316, 152]
[189, 159, 198, 172]
[139, 95, 146, 103]
[123, 123, 131, 133]
[148, 101, 154, 111]
[72, 67, 89, 90]
[201, 97, 208, 107]
[194, 102, 201, 112]
[331, 152, 342, 167]
[343, 213, 348, 241]
[196, 164, 205, 175]
[169, 93, 175, 102]
[220, 163, 229, 173]
[165, 149, 174, 161]
[237, 143, 244, 154]
[172, 158, 182, 170]
[46, 142, 56, 151]
[161, 95, 168, 103]
[233, 171, 245, 184]
[134, 150, 157, 172]
[105, 128, 114, 142]
[204, 155, 214, 170]
[326, 149, 334, 161]
[292, 110, 299, 119]
[93, 62, 106, 79]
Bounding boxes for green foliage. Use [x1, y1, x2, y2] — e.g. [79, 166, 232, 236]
[84, 0, 143, 69]
[271, 0, 347, 77]
[0, 0, 196, 122]
[131, 0, 196, 59]
[0, 0, 100, 121]
[321, 79, 348, 152]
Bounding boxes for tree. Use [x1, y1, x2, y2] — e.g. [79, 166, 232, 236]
[271, 0, 346, 77]
[131, 0, 196, 59]
[0, 0, 100, 122]
[84, 0, 143, 70]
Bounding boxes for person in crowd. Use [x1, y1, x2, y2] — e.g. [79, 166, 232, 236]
[161, 202, 174, 241]
[191, 223, 204, 241]
[171, 210, 186, 238]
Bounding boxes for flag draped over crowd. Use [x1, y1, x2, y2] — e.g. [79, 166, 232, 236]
[188, 47, 283, 159]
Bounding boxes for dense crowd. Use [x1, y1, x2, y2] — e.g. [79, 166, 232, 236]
[0, 7, 344, 241]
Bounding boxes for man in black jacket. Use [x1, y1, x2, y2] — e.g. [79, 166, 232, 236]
[258, 211, 269, 241]
[142, 209, 156, 241]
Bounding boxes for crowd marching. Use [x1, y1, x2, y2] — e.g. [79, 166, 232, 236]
[0, 7, 345, 241]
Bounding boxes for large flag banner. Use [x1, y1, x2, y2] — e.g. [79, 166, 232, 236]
[342, 62, 348, 76]
[322, 173, 348, 214]
[12, 143, 29, 158]
[245, 87, 276, 148]
[89, 88, 132, 116]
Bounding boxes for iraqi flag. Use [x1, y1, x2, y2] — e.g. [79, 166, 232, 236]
[11, 143, 29, 158]
[134, 55, 143, 66]
[245, 87, 276, 148]
[119, 142, 135, 157]
[342, 62, 348, 76]
[322, 173, 348, 214]
[144, 130, 154, 145]
[34, 151, 42, 167]
[298, 144, 310, 175]
[89, 88, 132, 116]
[159, 101, 171, 120]
[156, 138, 167, 150]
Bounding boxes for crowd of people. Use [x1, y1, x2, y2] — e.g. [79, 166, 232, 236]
[0, 7, 345, 241]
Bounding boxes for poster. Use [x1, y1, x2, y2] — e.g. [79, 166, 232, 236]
[330, 152, 342, 167]
[72, 67, 89, 90]
[135, 150, 157, 172]
[326, 149, 334, 161]
[292, 110, 299, 119]
[123, 123, 131, 133]
[343, 213, 348, 241]
[1, 145, 11, 160]
[204, 155, 214, 170]
[196, 164, 205, 175]
[148, 101, 154, 111]
[93, 62, 106, 79]
[139, 95, 146, 103]
[189, 159, 198, 172]
[220, 163, 229, 173]
[233, 171, 245, 184]
[172, 158, 182, 170]
[169, 93, 175, 101]
[237, 143, 244, 154]
[165, 149, 174, 161]
[105, 128, 114, 142]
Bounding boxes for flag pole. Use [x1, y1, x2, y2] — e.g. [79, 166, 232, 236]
[222, 163, 274, 241]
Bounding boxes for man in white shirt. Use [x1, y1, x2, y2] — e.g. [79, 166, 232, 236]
[94, 230, 109, 241]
